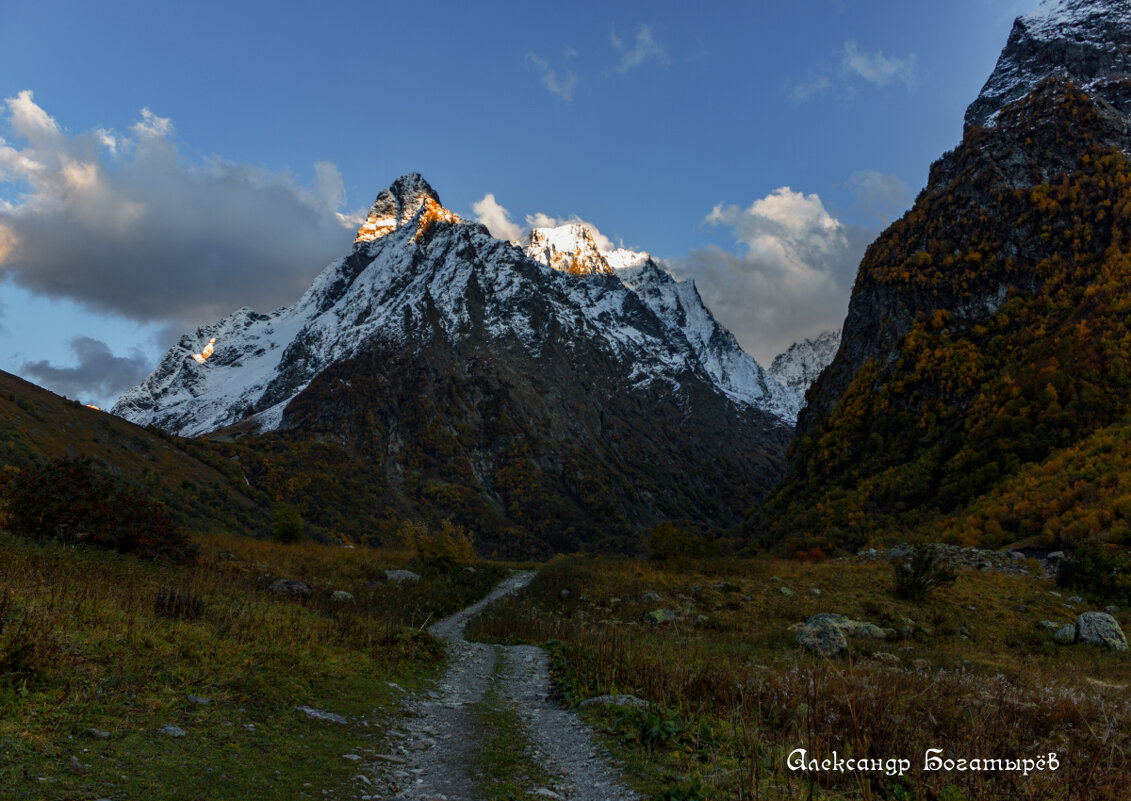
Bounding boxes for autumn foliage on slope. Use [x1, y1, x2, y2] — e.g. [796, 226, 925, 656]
[754, 80, 1131, 553]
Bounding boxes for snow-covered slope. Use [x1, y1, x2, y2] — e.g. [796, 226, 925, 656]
[768, 330, 840, 399]
[521, 227, 800, 421]
[114, 174, 801, 435]
[966, 0, 1131, 130]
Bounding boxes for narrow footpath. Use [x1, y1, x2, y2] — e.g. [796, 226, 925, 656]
[369, 571, 641, 801]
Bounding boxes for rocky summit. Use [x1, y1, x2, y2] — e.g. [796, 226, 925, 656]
[114, 173, 795, 553]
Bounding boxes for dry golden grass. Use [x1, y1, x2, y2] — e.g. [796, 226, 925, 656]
[469, 555, 1131, 800]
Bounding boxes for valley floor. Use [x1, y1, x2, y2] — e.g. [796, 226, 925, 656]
[369, 570, 640, 800]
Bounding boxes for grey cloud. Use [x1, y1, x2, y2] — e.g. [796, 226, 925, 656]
[21, 336, 151, 401]
[847, 170, 911, 225]
[0, 92, 357, 328]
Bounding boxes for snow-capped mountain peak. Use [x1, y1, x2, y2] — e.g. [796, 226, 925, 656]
[523, 224, 615, 276]
[521, 222, 800, 421]
[966, 0, 1131, 130]
[113, 176, 816, 438]
[355, 172, 458, 244]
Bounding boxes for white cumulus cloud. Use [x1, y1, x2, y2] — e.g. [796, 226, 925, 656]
[671, 187, 872, 364]
[472, 193, 523, 242]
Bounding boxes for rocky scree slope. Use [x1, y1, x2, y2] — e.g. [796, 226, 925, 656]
[761, 0, 1131, 550]
[115, 175, 792, 554]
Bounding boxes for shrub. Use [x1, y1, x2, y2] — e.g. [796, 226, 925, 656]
[406, 519, 476, 571]
[272, 504, 304, 544]
[892, 544, 957, 601]
[2, 456, 194, 562]
[154, 586, 204, 620]
[1056, 542, 1131, 604]
[648, 521, 715, 561]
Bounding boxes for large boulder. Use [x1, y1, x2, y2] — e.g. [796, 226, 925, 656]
[645, 609, 679, 626]
[1076, 612, 1128, 652]
[794, 614, 849, 657]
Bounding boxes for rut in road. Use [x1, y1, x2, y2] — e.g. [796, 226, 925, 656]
[380, 570, 641, 801]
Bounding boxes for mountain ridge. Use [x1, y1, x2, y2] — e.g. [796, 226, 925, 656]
[114, 173, 802, 553]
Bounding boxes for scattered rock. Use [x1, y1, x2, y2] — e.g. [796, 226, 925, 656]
[68, 756, 88, 775]
[854, 543, 1040, 576]
[695, 614, 709, 624]
[1048, 551, 1065, 563]
[853, 622, 890, 639]
[559, 589, 570, 601]
[330, 590, 354, 602]
[158, 724, 186, 737]
[342, 754, 362, 761]
[644, 609, 678, 626]
[1107, 605, 1120, 614]
[577, 694, 649, 710]
[1067, 595, 1083, 605]
[296, 706, 348, 724]
[810, 588, 822, 597]
[269, 578, 312, 598]
[871, 651, 900, 665]
[385, 569, 420, 583]
[88, 729, 110, 739]
[1048, 591, 1062, 598]
[1054, 624, 1076, 644]
[779, 586, 795, 597]
[1076, 612, 1129, 652]
[1015, 603, 1028, 612]
[1038, 620, 1060, 632]
[641, 591, 663, 602]
[187, 694, 210, 706]
[532, 789, 564, 799]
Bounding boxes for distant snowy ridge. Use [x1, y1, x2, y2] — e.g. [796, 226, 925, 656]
[768, 330, 841, 398]
[114, 174, 819, 436]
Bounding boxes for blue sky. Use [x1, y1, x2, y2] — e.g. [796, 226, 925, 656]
[0, 0, 1039, 407]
